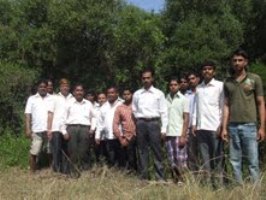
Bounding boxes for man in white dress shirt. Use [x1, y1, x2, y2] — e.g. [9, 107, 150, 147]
[48, 78, 73, 173]
[61, 84, 96, 170]
[132, 68, 168, 180]
[25, 79, 53, 172]
[192, 61, 224, 186]
[95, 86, 123, 167]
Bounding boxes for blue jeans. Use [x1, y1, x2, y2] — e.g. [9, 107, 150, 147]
[196, 130, 224, 185]
[228, 123, 259, 184]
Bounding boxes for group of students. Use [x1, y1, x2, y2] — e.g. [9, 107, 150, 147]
[25, 49, 265, 186]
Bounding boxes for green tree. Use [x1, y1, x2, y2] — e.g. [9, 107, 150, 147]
[161, 0, 244, 78]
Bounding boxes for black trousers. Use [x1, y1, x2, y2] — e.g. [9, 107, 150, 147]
[51, 131, 68, 173]
[67, 125, 91, 170]
[136, 119, 164, 180]
[106, 139, 123, 167]
[120, 137, 138, 172]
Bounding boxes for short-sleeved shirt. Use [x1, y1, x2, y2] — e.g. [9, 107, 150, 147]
[25, 93, 53, 133]
[166, 91, 189, 136]
[224, 72, 264, 123]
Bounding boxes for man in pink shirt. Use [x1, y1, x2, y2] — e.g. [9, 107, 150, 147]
[113, 88, 137, 172]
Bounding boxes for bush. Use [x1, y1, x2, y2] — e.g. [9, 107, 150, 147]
[0, 130, 30, 169]
[0, 61, 38, 134]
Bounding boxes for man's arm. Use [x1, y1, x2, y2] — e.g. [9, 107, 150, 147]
[25, 114, 32, 139]
[47, 111, 53, 140]
[113, 107, 123, 139]
[159, 93, 168, 134]
[256, 96, 265, 141]
[221, 97, 230, 142]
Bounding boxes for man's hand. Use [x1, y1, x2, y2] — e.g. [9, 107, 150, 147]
[178, 135, 187, 148]
[47, 130, 53, 141]
[192, 126, 197, 136]
[221, 128, 229, 142]
[161, 132, 166, 142]
[88, 129, 95, 139]
[95, 139, 101, 145]
[63, 133, 70, 141]
[257, 128, 265, 142]
[119, 136, 129, 147]
[25, 129, 32, 139]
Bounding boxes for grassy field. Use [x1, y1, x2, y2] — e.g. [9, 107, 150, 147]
[0, 166, 265, 200]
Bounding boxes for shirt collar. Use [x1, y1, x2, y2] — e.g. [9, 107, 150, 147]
[167, 91, 181, 100]
[201, 78, 216, 86]
[141, 85, 155, 93]
[35, 93, 49, 98]
[74, 98, 86, 104]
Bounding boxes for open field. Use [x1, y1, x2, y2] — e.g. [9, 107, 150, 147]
[0, 167, 265, 200]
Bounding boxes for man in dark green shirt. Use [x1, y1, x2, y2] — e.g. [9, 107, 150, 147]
[221, 49, 265, 184]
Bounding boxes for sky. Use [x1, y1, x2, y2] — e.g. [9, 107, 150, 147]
[126, 0, 165, 12]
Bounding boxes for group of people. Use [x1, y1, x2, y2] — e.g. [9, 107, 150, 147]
[25, 49, 265, 186]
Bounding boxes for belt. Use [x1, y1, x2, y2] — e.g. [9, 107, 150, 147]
[137, 117, 160, 122]
[68, 124, 90, 128]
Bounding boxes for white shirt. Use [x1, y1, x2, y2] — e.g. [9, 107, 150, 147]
[132, 86, 168, 133]
[58, 92, 74, 102]
[185, 90, 196, 128]
[166, 91, 189, 136]
[61, 98, 97, 135]
[192, 78, 224, 131]
[24, 93, 53, 133]
[48, 94, 74, 132]
[95, 99, 123, 140]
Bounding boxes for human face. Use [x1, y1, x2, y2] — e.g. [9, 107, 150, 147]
[37, 82, 47, 97]
[202, 66, 215, 82]
[47, 81, 54, 94]
[86, 94, 95, 103]
[188, 74, 199, 89]
[59, 84, 70, 97]
[122, 90, 132, 104]
[142, 72, 153, 89]
[232, 55, 248, 73]
[97, 93, 107, 106]
[73, 85, 84, 102]
[107, 88, 118, 103]
[169, 80, 179, 95]
[179, 78, 188, 92]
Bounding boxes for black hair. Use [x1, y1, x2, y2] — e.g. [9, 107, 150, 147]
[231, 48, 249, 60]
[122, 87, 134, 94]
[168, 76, 179, 84]
[36, 79, 48, 87]
[73, 83, 84, 91]
[200, 60, 216, 70]
[187, 71, 199, 79]
[106, 85, 119, 93]
[141, 67, 155, 77]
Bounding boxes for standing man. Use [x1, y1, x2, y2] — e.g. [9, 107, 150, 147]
[186, 72, 200, 171]
[221, 49, 265, 184]
[47, 79, 55, 95]
[166, 77, 189, 183]
[192, 61, 224, 186]
[61, 84, 96, 170]
[95, 86, 123, 167]
[179, 75, 189, 95]
[94, 92, 108, 163]
[48, 78, 73, 173]
[113, 88, 137, 172]
[132, 68, 168, 181]
[25, 79, 53, 172]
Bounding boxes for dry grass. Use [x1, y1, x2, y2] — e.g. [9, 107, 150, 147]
[0, 167, 265, 200]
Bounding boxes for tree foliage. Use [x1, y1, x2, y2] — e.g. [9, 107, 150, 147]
[0, 0, 265, 132]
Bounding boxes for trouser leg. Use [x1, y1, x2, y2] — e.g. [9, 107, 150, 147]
[148, 121, 165, 180]
[136, 120, 149, 180]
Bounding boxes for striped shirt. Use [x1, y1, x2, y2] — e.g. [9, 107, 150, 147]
[113, 103, 136, 141]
